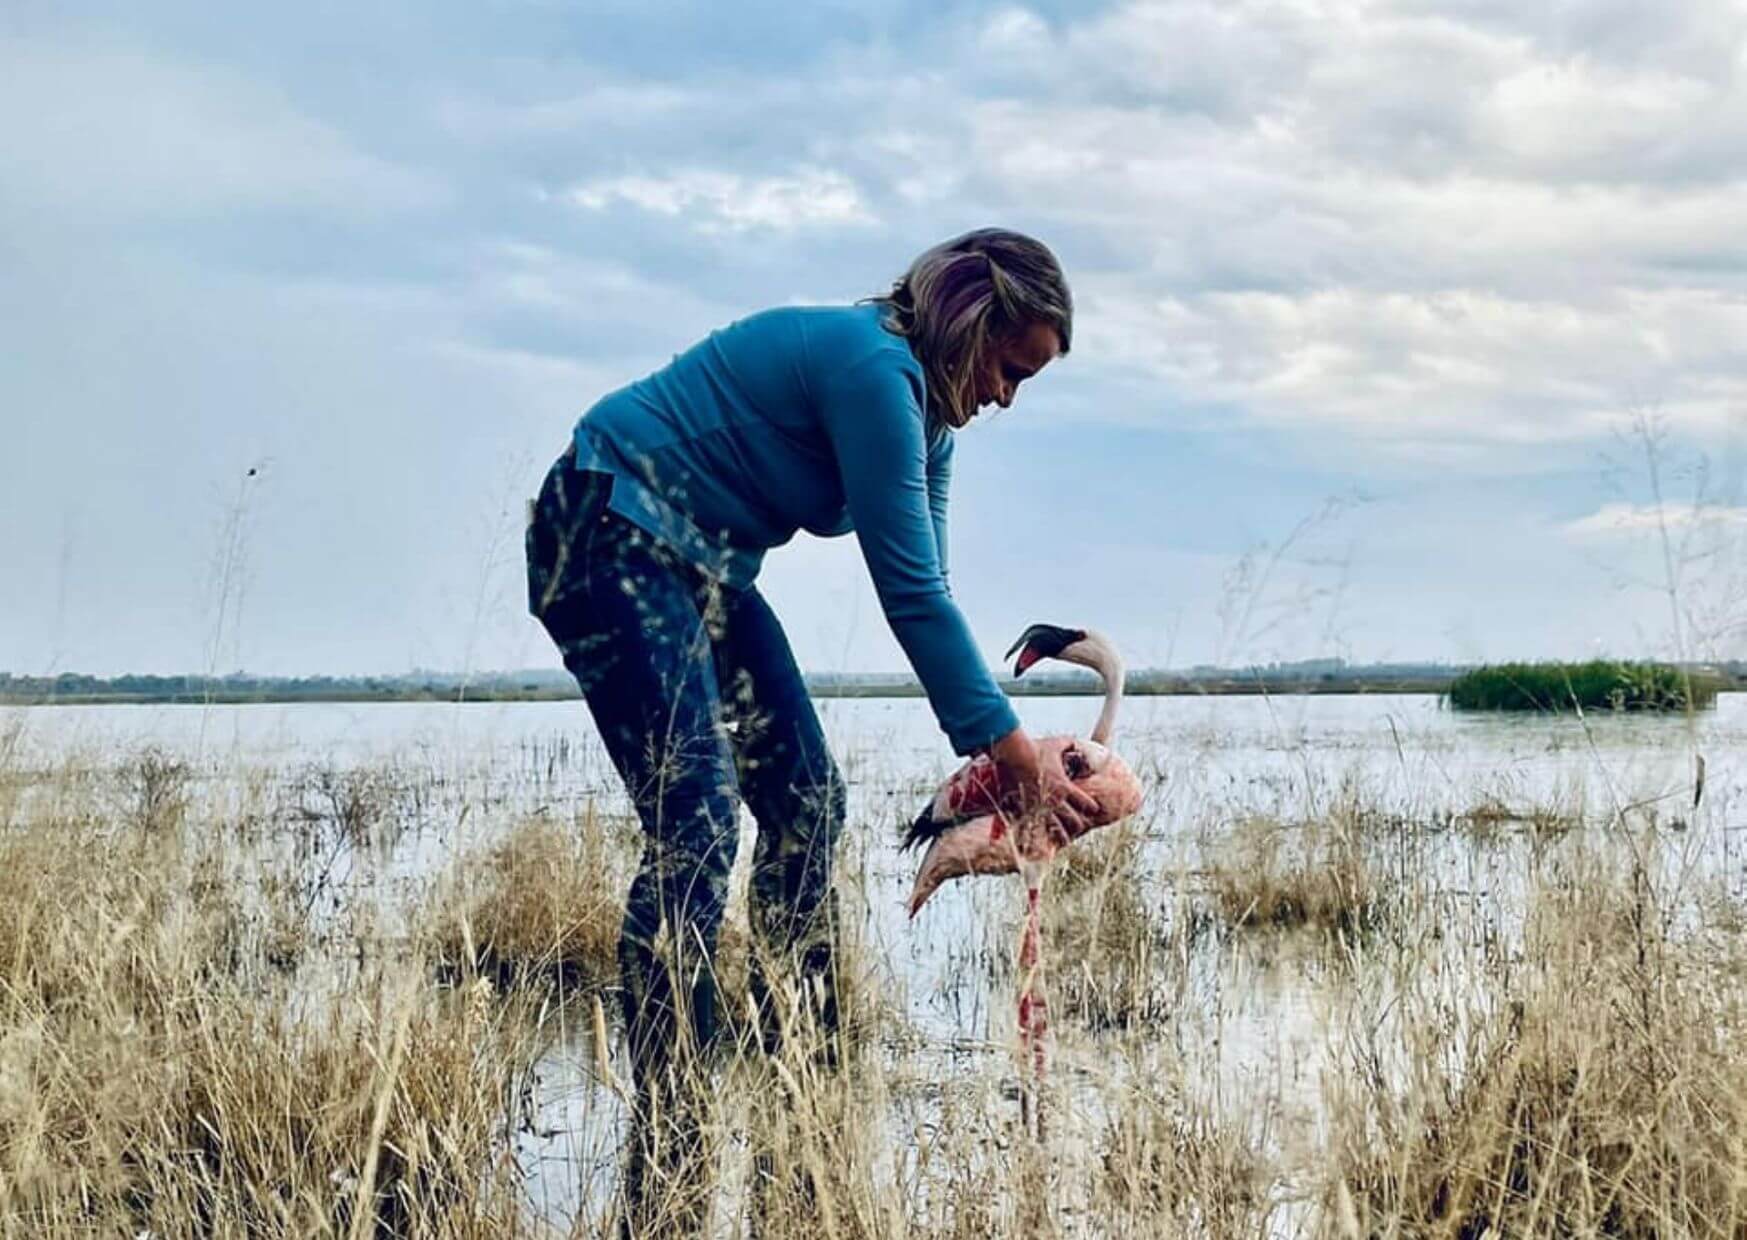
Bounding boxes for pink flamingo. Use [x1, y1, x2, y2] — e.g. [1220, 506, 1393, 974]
[903, 624, 1143, 1122]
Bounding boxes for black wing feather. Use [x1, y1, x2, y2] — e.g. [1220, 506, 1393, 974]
[902, 791, 1008, 851]
[901, 801, 947, 852]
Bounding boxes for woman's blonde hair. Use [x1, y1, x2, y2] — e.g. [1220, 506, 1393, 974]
[876, 228, 1073, 429]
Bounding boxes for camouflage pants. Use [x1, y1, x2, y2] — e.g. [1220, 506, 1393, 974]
[528, 453, 845, 1232]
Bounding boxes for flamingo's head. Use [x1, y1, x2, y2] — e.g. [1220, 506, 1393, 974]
[1005, 623, 1088, 677]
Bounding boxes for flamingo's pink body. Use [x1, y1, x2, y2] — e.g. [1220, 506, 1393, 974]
[903, 624, 1145, 1127]
[905, 738, 1142, 916]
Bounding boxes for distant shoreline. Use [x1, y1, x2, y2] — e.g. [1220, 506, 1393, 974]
[10, 662, 1742, 707]
[3, 677, 1465, 706]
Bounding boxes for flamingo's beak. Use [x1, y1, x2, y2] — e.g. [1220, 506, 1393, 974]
[1005, 624, 1079, 677]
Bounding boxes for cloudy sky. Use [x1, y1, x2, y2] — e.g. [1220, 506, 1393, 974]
[6, 0, 1747, 679]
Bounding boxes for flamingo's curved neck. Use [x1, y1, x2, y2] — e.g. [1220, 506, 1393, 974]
[1064, 631, 1124, 745]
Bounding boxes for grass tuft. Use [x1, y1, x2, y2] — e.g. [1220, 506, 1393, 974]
[1045, 823, 1189, 1031]
[11, 726, 1747, 1238]
[429, 806, 636, 992]
[1208, 815, 1387, 939]
[1098, 1079, 1276, 1235]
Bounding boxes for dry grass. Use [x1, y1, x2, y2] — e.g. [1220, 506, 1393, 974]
[7, 736, 1747, 1239]
[1208, 814, 1387, 939]
[126, 744, 192, 834]
[1044, 822, 1191, 1032]
[1097, 1071, 1277, 1236]
[428, 805, 637, 992]
[291, 761, 410, 847]
[1451, 790, 1586, 841]
[734, 1045, 901, 1237]
[0, 760, 550, 1237]
[1327, 842, 1747, 1238]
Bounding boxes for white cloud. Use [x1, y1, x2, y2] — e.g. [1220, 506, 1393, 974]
[1562, 502, 1747, 539]
[1484, 60, 1709, 167]
[564, 166, 873, 233]
[1080, 281, 1747, 450]
[915, 2, 1747, 455]
[423, 2, 1747, 458]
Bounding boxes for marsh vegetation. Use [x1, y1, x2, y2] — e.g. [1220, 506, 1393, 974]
[2, 695, 1744, 1237]
[1447, 659, 1720, 713]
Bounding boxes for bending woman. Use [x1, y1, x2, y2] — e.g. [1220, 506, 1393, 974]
[525, 227, 1096, 1221]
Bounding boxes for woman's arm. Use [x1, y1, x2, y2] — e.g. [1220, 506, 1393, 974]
[926, 431, 953, 591]
[810, 349, 1100, 831]
[812, 352, 1016, 755]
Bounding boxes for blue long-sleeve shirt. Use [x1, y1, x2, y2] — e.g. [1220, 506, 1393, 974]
[571, 302, 1020, 755]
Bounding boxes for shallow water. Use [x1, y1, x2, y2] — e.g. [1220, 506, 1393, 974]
[7, 692, 1743, 1232]
[9, 689, 1728, 806]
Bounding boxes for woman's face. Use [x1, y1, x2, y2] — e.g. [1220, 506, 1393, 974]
[969, 320, 1063, 416]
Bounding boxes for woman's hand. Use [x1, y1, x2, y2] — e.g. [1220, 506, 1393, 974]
[988, 726, 1100, 850]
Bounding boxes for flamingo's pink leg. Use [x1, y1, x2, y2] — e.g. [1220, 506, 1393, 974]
[1017, 883, 1048, 1136]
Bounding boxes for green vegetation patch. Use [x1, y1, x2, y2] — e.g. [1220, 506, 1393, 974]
[1447, 660, 1719, 712]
